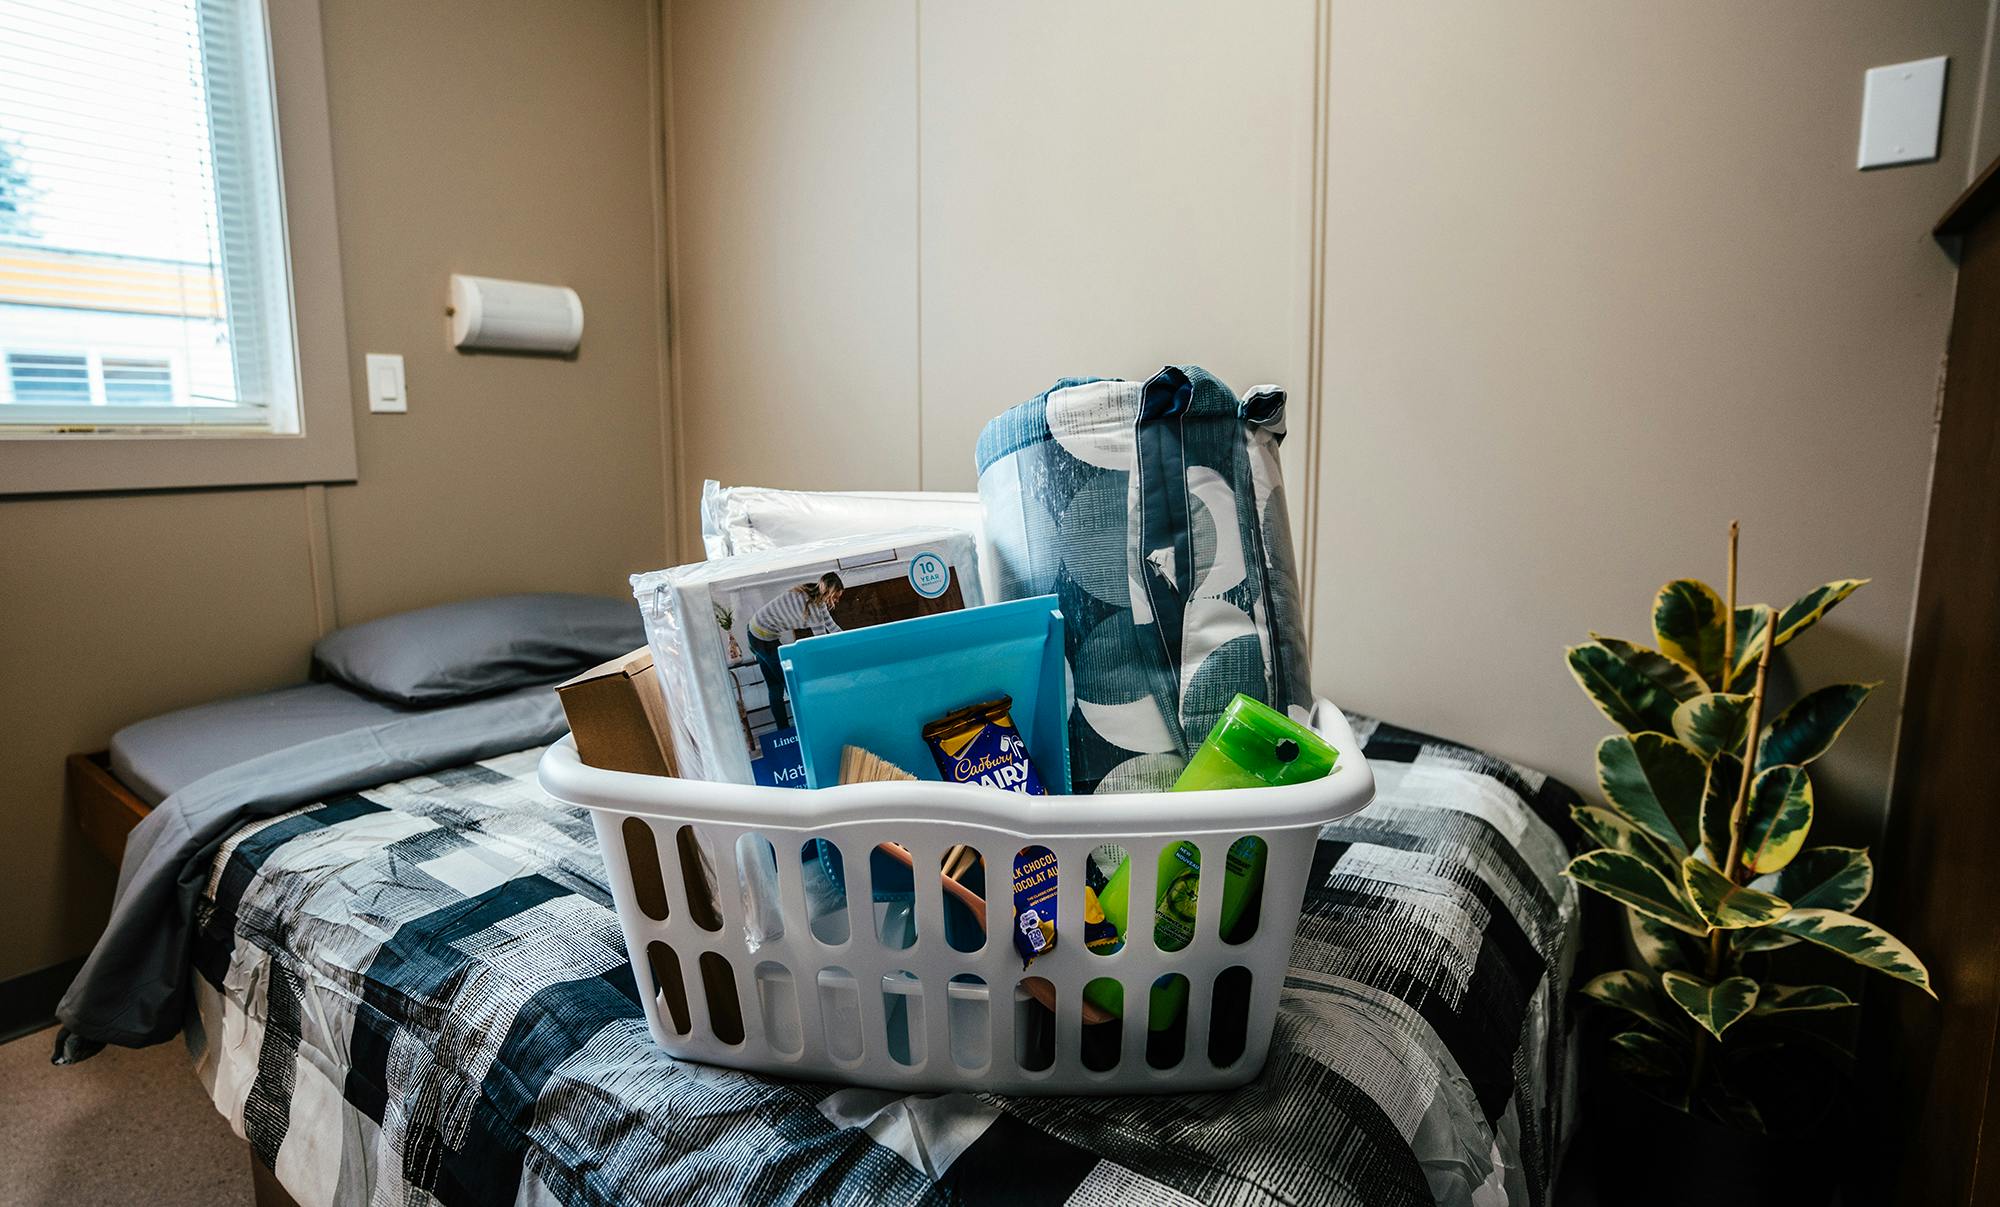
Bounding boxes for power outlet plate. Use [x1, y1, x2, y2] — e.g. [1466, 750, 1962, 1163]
[1858, 55, 1947, 170]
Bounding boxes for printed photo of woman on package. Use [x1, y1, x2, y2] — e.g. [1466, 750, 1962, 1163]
[743, 572, 844, 730]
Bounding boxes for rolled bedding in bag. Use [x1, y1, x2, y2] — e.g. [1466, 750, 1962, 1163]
[974, 366, 1312, 794]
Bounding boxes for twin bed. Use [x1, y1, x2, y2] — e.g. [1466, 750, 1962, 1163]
[60, 598, 1585, 1207]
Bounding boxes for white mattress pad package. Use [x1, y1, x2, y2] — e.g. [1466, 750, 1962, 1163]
[632, 525, 984, 787]
[699, 480, 997, 601]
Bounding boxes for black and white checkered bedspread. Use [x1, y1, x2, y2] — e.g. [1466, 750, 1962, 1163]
[188, 718, 1581, 1207]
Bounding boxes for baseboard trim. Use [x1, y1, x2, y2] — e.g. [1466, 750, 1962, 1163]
[0, 956, 84, 1046]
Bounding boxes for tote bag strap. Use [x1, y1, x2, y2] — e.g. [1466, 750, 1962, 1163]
[1133, 366, 1196, 756]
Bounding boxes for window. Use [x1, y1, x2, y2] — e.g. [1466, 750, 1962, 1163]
[0, 0, 299, 434]
[102, 356, 178, 405]
[6, 352, 89, 404]
[0, 0, 354, 493]
[5, 349, 179, 406]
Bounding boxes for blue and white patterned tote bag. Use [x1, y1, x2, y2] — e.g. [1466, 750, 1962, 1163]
[976, 366, 1311, 794]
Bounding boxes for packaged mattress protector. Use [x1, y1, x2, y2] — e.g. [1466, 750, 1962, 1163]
[632, 527, 983, 787]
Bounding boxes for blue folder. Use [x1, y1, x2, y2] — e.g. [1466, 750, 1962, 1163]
[781, 595, 1071, 793]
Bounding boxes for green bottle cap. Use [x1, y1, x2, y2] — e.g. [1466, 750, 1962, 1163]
[1172, 693, 1338, 791]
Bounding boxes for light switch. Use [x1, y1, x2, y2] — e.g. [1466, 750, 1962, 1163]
[1858, 55, 1947, 170]
[365, 353, 406, 413]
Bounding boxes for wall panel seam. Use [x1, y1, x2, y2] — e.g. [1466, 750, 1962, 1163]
[303, 483, 336, 636]
[913, 0, 926, 490]
[658, 0, 689, 561]
[649, 0, 679, 562]
[1301, 0, 1332, 649]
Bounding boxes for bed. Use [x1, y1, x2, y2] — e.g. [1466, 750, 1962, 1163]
[58, 593, 1584, 1206]
[65, 684, 411, 866]
[75, 717, 1582, 1207]
[110, 682, 419, 808]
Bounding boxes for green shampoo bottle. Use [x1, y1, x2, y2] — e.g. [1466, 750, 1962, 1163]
[1085, 694, 1339, 1028]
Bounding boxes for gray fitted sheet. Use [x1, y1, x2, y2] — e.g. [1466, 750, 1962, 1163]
[109, 682, 413, 807]
[61, 681, 570, 1053]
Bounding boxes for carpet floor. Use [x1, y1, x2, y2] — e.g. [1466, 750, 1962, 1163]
[0, 1025, 249, 1206]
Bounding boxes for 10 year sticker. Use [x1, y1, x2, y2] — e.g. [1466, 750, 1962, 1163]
[909, 552, 950, 598]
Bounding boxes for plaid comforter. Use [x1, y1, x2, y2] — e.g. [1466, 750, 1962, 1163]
[188, 719, 1581, 1207]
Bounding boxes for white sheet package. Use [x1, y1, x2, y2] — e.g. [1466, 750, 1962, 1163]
[698, 480, 998, 601]
[632, 526, 984, 787]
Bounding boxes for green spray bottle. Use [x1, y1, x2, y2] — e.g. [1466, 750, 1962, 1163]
[1084, 694, 1339, 1027]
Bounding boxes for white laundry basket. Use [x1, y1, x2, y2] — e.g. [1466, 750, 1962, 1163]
[537, 701, 1375, 1095]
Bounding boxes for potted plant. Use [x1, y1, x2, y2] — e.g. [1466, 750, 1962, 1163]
[1563, 523, 1932, 1204]
[715, 601, 742, 663]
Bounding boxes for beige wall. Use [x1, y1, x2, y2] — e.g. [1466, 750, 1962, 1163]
[1314, 0, 1992, 841]
[665, 0, 1323, 554]
[666, 0, 923, 544]
[0, 0, 670, 982]
[665, 0, 1995, 844]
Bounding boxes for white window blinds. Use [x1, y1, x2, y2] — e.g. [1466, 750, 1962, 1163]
[0, 0, 299, 432]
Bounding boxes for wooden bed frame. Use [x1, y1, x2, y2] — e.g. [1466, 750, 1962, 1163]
[67, 751, 300, 1207]
[66, 750, 151, 865]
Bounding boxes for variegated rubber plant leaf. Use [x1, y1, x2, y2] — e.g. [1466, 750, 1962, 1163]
[1630, 908, 1704, 973]
[1662, 970, 1759, 1039]
[1589, 633, 1707, 703]
[1726, 607, 1770, 687]
[1572, 805, 1678, 877]
[1583, 970, 1688, 1035]
[1732, 927, 1798, 954]
[1565, 850, 1709, 935]
[1653, 579, 1729, 688]
[1609, 1030, 1691, 1109]
[1769, 845, 1873, 911]
[1772, 579, 1868, 648]
[1567, 642, 1679, 734]
[1672, 693, 1754, 761]
[1683, 857, 1791, 929]
[1697, 753, 1742, 869]
[1735, 847, 1872, 955]
[1736, 765, 1814, 874]
[1724, 580, 1869, 685]
[1750, 984, 1855, 1016]
[1770, 907, 1934, 996]
[1755, 683, 1875, 773]
[1597, 733, 1706, 855]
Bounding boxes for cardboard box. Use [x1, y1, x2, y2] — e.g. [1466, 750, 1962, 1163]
[558, 648, 741, 1037]
[556, 648, 678, 776]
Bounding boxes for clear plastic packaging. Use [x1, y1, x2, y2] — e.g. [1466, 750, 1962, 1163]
[699, 480, 997, 602]
[631, 527, 984, 787]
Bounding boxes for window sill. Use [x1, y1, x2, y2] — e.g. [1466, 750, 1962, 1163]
[0, 425, 356, 496]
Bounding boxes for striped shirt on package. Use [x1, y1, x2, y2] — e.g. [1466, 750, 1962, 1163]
[748, 589, 840, 642]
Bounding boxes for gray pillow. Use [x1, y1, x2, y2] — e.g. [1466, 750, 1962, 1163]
[313, 593, 644, 705]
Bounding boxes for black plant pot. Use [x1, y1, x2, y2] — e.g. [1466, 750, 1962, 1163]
[1587, 1087, 1837, 1207]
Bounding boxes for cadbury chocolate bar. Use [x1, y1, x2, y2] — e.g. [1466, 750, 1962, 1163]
[1012, 846, 1058, 966]
[925, 697, 1052, 964]
[921, 696, 1046, 795]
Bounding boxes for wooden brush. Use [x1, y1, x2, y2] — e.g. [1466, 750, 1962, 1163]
[824, 751, 1112, 1023]
[837, 749, 983, 878]
[839, 745, 917, 784]
[831, 746, 1111, 1022]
